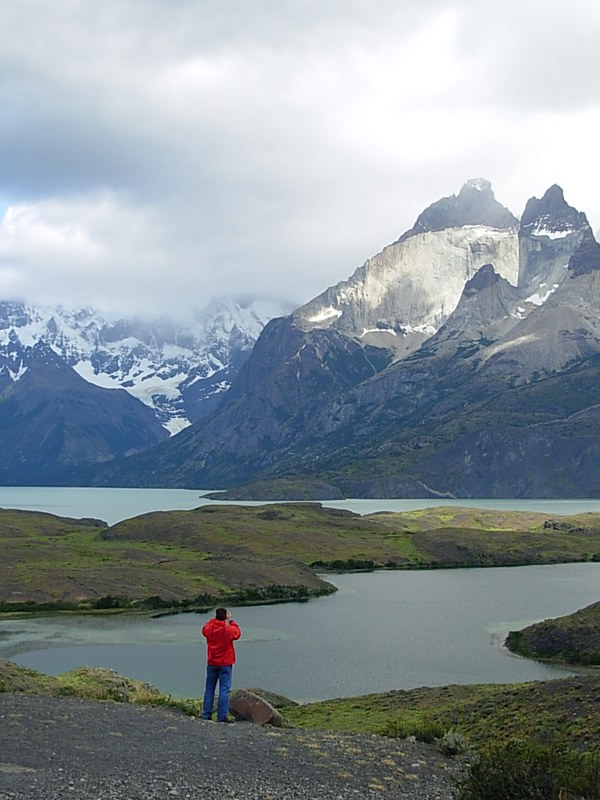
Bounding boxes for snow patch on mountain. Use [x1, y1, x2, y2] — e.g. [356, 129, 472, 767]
[525, 283, 560, 306]
[465, 178, 491, 192]
[0, 297, 294, 432]
[6, 361, 28, 381]
[531, 224, 574, 239]
[361, 327, 398, 338]
[308, 306, 343, 324]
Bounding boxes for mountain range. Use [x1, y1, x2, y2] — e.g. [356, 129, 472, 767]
[0, 297, 293, 483]
[3, 178, 600, 497]
[87, 179, 600, 498]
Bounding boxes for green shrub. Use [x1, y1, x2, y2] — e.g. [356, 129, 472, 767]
[381, 717, 445, 744]
[438, 728, 469, 756]
[455, 739, 600, 800]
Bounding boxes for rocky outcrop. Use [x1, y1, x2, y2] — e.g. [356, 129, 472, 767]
[229, 689, 283, 726]
[401, 178, 518, 237]
[518, 184, 591, 291]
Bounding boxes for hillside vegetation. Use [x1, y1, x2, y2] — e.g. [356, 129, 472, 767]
[3, 503, 600, 612]
[507, 601, 600, 666]
[284, 674, 600, 752]
[2, 658, 600, 756]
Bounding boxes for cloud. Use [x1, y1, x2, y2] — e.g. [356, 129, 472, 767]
[0, 0, 598, 317]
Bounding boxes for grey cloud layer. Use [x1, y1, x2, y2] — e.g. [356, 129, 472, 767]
[0, 0, 598, 315]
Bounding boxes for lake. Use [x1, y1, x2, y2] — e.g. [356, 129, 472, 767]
[2, 487, 600, 703]
[3, 485, 600, 526]
[2, 564, 599, 703]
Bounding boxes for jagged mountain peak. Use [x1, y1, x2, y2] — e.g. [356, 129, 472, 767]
[520, 184, 589, 235]
[295, 179, 519, 357]
[418, 263, 521, 360]
[518, 186, 592, 291]
[400, 178, 518, 240]
[463, 262, 502, 295]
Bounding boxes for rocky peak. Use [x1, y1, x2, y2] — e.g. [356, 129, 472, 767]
[518, 186, 591, 292]
[423, 263, 521, 359]
[400, 179, 518, 239]
[295, 179, 519, 356]
[462, 262, 501, 296]
[520, 185, 589, 236]
[0, 301, 34, 329]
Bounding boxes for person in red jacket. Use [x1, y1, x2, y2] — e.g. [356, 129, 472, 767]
[201, 607, 242, 722]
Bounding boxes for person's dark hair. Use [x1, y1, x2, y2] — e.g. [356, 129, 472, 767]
[215, 607, 227, 621]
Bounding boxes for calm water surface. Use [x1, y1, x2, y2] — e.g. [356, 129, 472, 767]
[2, 564, 599, 703]
[3, 486, 600, 525]
[2, 487, 600, 702]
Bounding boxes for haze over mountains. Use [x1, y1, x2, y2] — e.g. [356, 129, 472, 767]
[0, 297, 293, 483]
[2, 179, 600, 496]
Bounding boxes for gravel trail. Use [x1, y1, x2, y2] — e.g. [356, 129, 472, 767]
[0, 694, 465, 799]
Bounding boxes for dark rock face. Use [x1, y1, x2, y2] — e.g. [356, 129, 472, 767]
[0, 341, 168, 485]
[518, 185, 591, 290]
[402, 178, 518, 238]
[520, 184, 587, 231]
[568, 228, 600, 277]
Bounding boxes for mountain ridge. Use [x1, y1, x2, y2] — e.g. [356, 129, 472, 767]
[87, 179, 600, 497]
[0, 295, 293, 484]
[0, 295, 294, 434]
[5, 179, 600, 496]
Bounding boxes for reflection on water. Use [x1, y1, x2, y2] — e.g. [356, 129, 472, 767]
[2, 563, 599, 703]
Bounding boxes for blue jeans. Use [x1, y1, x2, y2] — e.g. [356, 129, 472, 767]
[202, 664, 233, 721]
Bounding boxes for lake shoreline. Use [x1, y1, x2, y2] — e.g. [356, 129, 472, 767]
[5, 485, 600, 526]
[4, 565, 597, 701]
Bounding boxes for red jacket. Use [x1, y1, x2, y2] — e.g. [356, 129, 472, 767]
[202, 618, 241, 666]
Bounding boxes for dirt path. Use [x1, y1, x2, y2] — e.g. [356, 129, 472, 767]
[0, 694, 465, 799]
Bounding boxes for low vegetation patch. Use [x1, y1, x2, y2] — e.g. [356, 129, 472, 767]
[282, 675, 600, 752]
[0, 659, 161, 704]
[455, 739, 600, 800]
[3, 504, 600, 613]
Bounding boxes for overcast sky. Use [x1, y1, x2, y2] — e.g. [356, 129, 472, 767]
[0, 0, 598, 318]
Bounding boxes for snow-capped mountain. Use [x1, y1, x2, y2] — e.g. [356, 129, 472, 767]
[0, 296, 294, 434]
[295, 179, 520, 357]
[5, 178, 599, 496]
[93, 180, 600, 498]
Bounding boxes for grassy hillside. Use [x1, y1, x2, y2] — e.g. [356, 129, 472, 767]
[105, 504, 600, 569]
[282, 674, 600, 752]
[3, 503, 600, 612]
[0, 658, 163, 703]
[0, 506, 333, 611]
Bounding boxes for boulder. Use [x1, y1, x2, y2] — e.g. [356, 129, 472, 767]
[229, 689, 283, 726]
